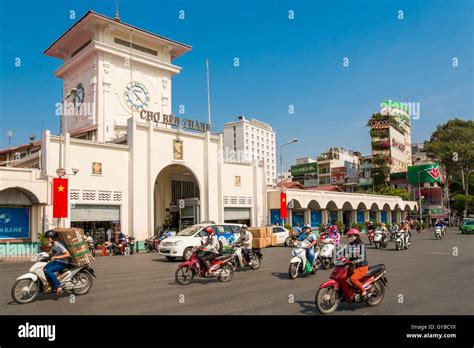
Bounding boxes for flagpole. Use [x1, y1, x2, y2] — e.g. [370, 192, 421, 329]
[206, 58, 211, 127]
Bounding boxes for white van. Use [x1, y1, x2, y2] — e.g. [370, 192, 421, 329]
[158, 223, 243, 260]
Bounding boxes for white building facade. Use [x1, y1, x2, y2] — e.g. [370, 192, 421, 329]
[223, 116, 276, 185]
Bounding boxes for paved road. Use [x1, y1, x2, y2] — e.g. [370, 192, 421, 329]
[0, 228, 472, 315]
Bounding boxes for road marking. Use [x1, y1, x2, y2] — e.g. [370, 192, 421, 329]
[220, 300, 273, 314]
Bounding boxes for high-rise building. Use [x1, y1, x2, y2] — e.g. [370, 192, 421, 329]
[368, 100, 413, 187]
[223, 116, 276, 185]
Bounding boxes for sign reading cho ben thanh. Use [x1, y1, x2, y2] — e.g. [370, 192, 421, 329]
[140, 110, 211, 132]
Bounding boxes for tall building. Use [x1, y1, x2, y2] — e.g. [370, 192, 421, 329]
[368, 100, 413, 187]
[317, 147, 360, 192]
[223, 116, 276, 185]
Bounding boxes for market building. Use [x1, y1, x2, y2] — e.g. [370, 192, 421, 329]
[0, 10, 419, 257]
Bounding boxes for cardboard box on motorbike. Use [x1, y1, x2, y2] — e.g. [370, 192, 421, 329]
[249, 227, 266, 239]
[53, 228, 94, 266]
[252, 238, 267, 249]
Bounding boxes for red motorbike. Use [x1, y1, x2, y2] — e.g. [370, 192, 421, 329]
[175, 246, 234, 285]
[367, 229, 375, 245]
[315, 257, 388, 314]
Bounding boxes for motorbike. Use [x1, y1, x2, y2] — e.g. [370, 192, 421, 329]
[434, 226, 442, 240]
[373, 228, 388, 249]
[395, 231, 411, 250]
[315, 257, 388, 314]
[441, 225, 447, 236]
[86, 238, 96, 257]
[175, 246, 234, 285]
[367, 228, 375, 245]
[319, 237, 335, 270]
[144, 234, 161, 253]
[389, 226, 398, 241]
[288, 240, 320, 279]
[229, 243, 262, 271]
[11, 252, 96, 304]
[124, 236, 135, 255]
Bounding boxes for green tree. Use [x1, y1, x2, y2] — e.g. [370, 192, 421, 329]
[425, 118, 474, 215]
[377, 186, 413, 201]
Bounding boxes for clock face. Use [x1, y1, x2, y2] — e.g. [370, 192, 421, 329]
[124, 82, 150, 111]
[73, 83, 85, 108]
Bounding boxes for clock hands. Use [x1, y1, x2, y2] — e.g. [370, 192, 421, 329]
[132, 89, 144, 104]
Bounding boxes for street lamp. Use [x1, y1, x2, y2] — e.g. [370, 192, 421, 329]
[279, 138, 298, 225]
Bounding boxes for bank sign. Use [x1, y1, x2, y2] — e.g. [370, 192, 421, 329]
[0, 207, 30, 239]
[407, 164, 442, 184]
[291, 163, 317, 177]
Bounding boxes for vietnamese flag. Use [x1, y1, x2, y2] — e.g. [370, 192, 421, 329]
[53, 178, 68, 218]
[280, 192, 288, 219]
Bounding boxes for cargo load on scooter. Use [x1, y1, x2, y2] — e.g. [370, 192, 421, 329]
[53, 227, 94, 266]
[249, 227, 267, 239]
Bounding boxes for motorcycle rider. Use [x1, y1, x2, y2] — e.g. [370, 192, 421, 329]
[379, 223, 389, 242]
[197, 227, 220, 274]
[328, 225, 341, 245]
[43, 230, 71, 295]
[236, 225, 253, 261]
[346, 228, 368, 299]
[298, 225, 318, 270]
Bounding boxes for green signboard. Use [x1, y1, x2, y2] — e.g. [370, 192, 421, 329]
[407, 164, 442, 184]
[291, 163, 318, 177]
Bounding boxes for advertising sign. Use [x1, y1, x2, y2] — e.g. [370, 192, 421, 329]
[408, 164, 442, 184]
[0, 207, 30, 239]
[331, 167, 345, 185]
[413, 187, 443, 205]
[291, 163, 317, 177]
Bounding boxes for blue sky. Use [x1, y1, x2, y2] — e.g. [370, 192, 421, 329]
[0, 0, 472, 169]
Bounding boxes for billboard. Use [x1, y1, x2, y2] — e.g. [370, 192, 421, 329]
[331, 167, 345, 185]
[291, 163, 317, 177]
[413, 187, 443, 205]
[0, 207, 30, 239]
[408, 164, 442, 184]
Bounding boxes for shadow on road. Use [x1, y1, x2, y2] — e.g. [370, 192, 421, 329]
[296, 299, 367, 315]
[270, 272, 290, 280]
[6, 292, 69, 305]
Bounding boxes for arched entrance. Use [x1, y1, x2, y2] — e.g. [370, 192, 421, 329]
[154, 164, 201, 232]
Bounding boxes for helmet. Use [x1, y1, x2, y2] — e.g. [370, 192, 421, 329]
[302, 225, 311, 232]
[44, 230, 58, 240]
[330, 225, 339, 233]
[205, 227, 213, 235]
[241, 224, 248, 231]
[346, 228, 361, 237]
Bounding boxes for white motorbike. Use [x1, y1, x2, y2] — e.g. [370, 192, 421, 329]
[229, 243, 262, 271]
[373, 228, 388, 249]
[319, 237, 335, 270]
[434, 226, 442, 240]
[11, 252, 96, 304]
[395, 231, 411, 251]
[288, 241, 320, 279]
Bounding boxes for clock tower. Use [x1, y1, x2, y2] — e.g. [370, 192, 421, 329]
[44, 10, 191, 142]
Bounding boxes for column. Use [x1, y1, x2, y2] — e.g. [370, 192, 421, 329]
[364, 210, 370, 222]
[288, 209, 293, 227]
[322, 209, 328, 225]
[304, 209, 311, 226]
[387, 211, 392, 224]
[337, 209, 343, 223]
[351, 210, 357, 226]
[396, 211, 402, 224]
[375, 211, 381, 223]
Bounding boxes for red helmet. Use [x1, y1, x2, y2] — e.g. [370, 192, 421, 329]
[205, 227, 213, 235]
[346, 228, 361, 237]
[330, 225, 339, 233]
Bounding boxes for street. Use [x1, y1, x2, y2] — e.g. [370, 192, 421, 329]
[0, 228, 473, 315]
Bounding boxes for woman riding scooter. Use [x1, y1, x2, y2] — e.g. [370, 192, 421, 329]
[297, 225, 318, 270]
[346, 228, 368, 300]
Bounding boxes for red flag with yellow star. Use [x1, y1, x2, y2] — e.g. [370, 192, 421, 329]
[280, 192, 288, 219]
[53, 178, 68, 218]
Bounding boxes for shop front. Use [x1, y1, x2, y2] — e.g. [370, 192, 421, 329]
[70, 204, 121, 244]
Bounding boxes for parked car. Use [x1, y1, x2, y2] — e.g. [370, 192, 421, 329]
[271, 226, 292, 246]
[461, 220, 474, 234]
[158, 223, 243, 261]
